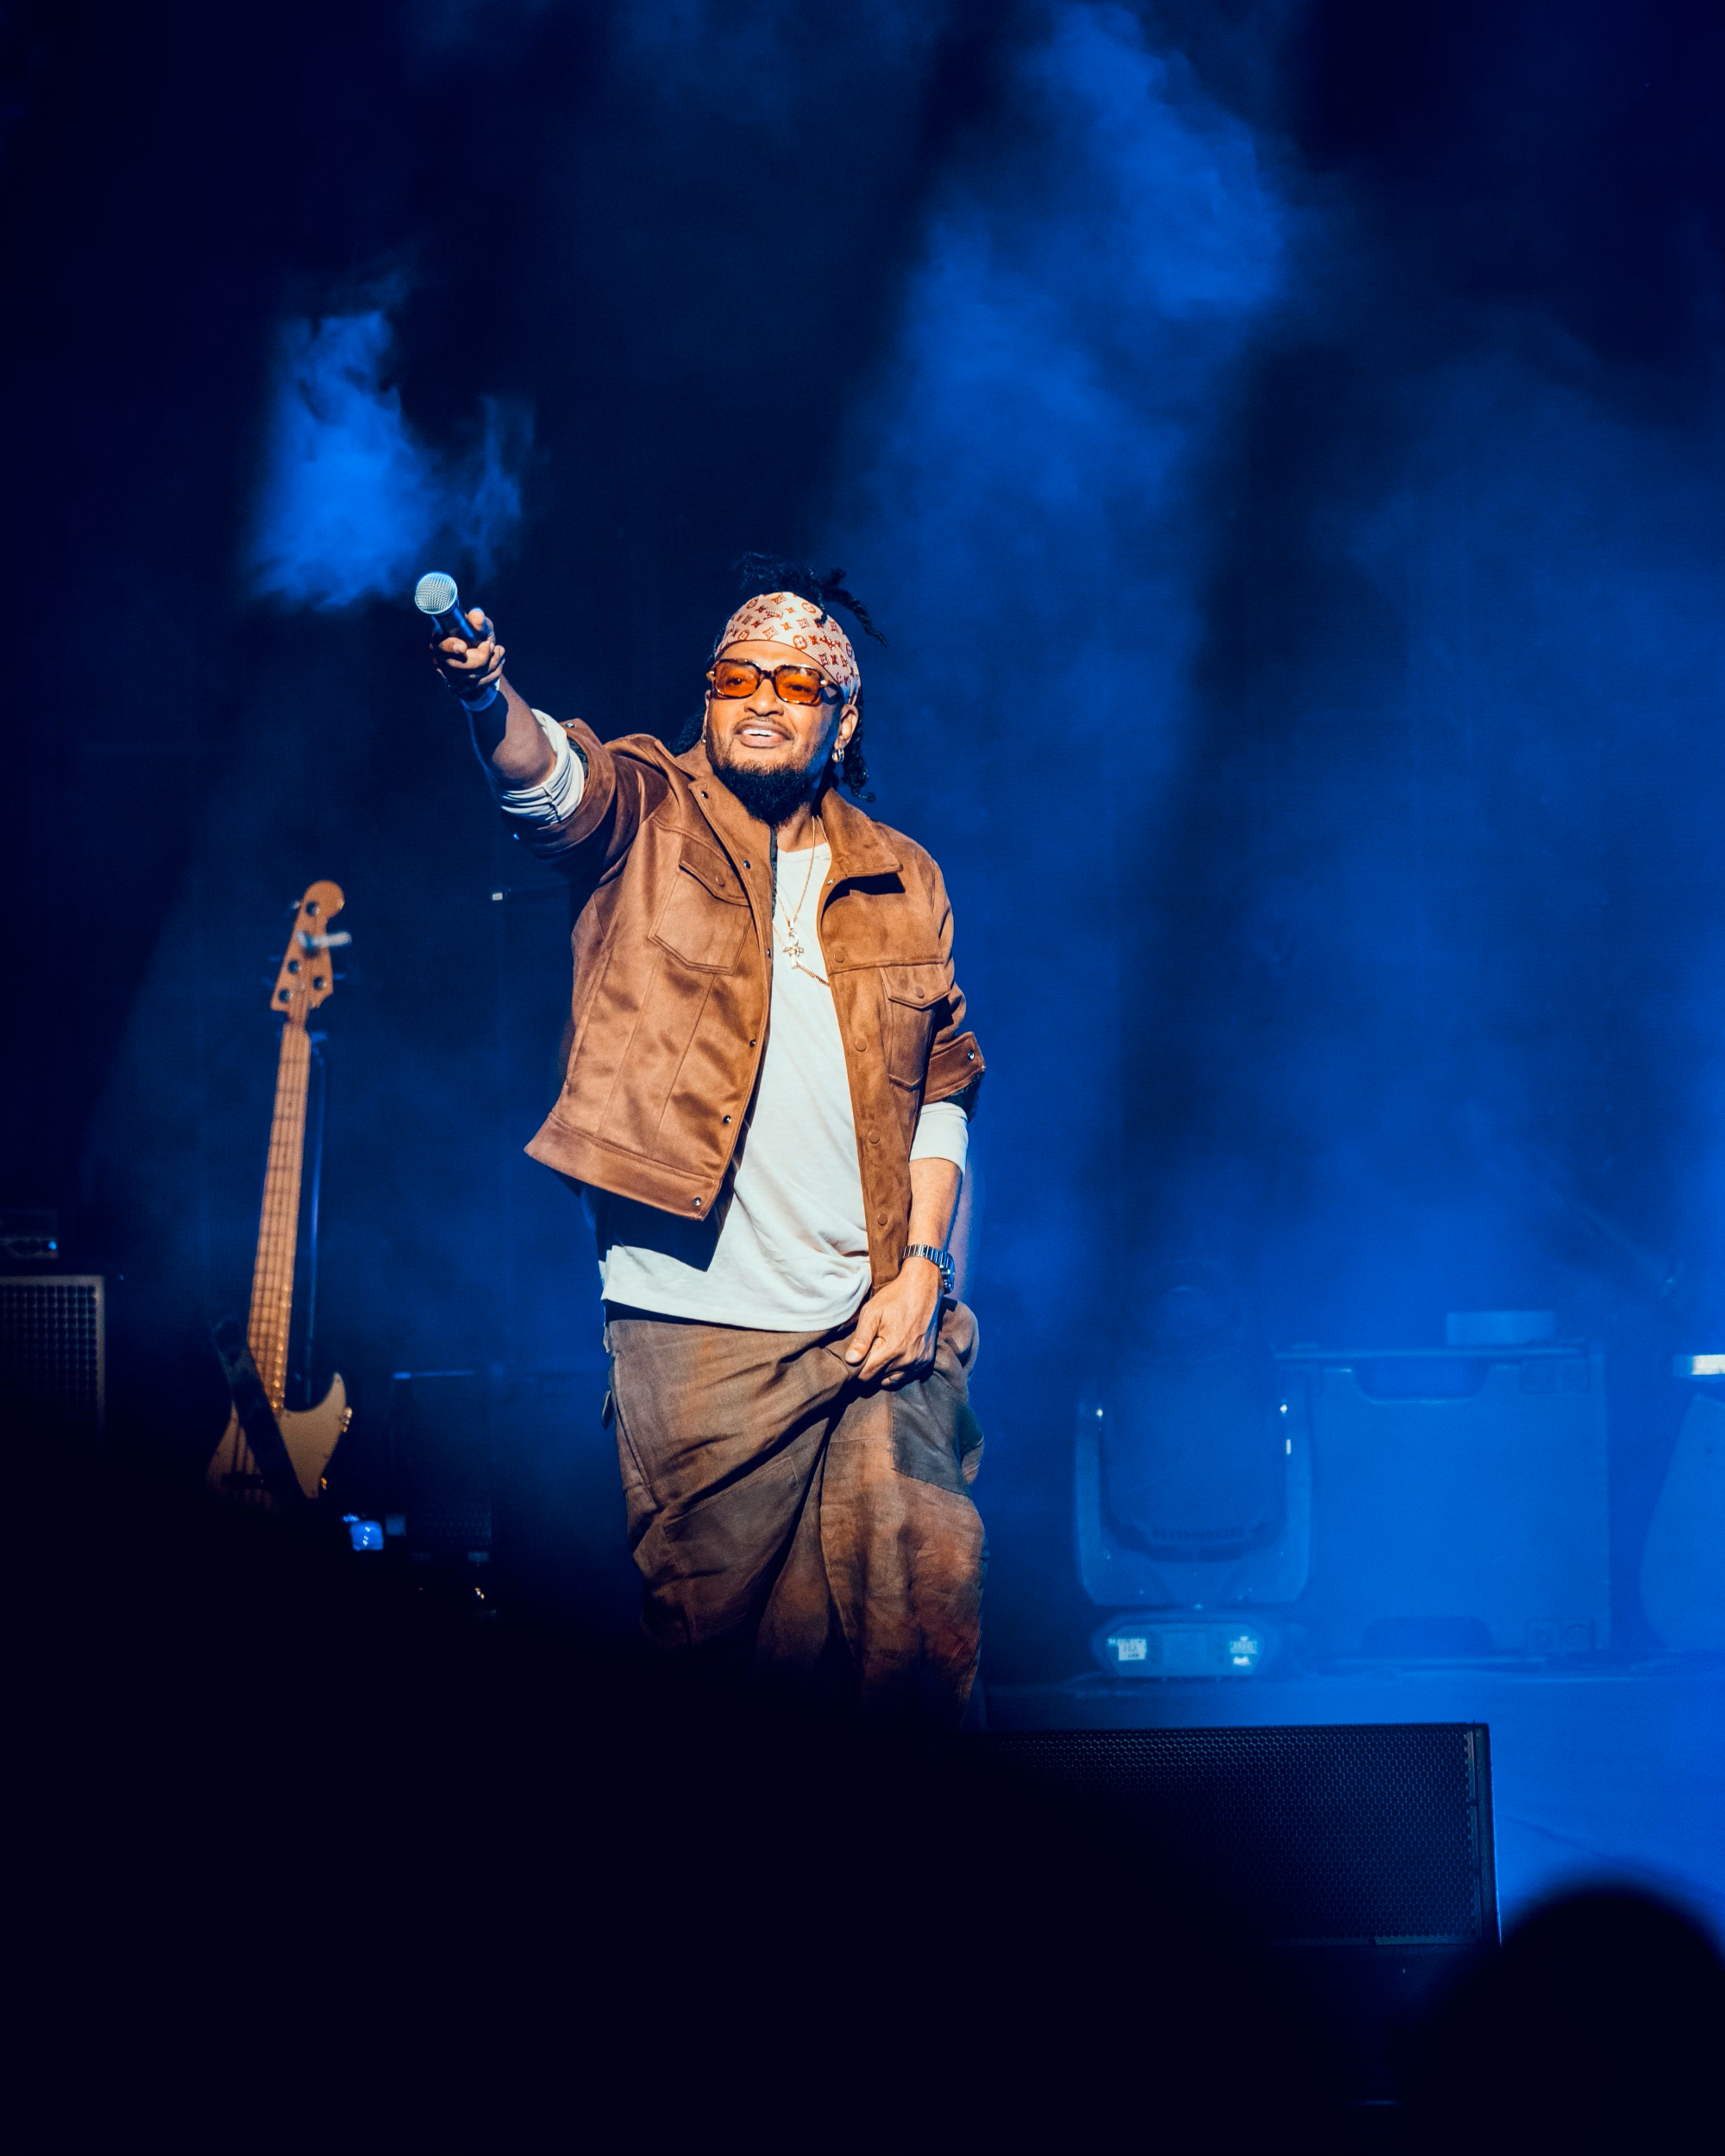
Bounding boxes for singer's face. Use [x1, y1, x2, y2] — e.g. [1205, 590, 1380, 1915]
[702, 639, 857, 780]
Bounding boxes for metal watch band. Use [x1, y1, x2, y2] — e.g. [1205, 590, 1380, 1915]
[904, 1244, 954, 1294]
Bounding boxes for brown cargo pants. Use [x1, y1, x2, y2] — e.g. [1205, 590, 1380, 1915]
[604, 1299, 986, 1727]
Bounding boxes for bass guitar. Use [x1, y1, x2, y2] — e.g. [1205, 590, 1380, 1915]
[206, 880, 352, 1505]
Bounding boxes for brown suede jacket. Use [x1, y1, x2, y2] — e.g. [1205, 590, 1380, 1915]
[516, 718, 984, 1292]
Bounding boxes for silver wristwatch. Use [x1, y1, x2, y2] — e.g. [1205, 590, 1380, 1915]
[904, 1243, 955, 1296]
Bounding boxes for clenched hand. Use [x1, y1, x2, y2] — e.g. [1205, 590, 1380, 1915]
[431, 606, 505, 700]
[844, 1255, 944, 1388]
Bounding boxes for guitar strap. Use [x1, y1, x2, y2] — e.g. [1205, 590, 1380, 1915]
[208, 1313, 310, 1510]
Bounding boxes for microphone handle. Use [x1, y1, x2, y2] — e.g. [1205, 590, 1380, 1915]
[420, 583, 498, 707]
[429, 602, 488, 647]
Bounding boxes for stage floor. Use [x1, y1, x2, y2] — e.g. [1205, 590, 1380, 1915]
[981, 1657, 1725, 1941]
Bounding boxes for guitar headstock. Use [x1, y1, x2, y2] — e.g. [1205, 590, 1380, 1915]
[271, 881, 348, 1024]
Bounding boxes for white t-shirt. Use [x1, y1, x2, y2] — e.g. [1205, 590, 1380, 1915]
[487, 713, 968, 1331]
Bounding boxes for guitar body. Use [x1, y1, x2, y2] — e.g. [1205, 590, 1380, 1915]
[206, 1374, 352, 1504]
[207, 880, 354, 1511]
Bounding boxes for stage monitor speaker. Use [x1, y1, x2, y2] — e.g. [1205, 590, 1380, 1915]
[974, 1722, 1496, 1947]
[1287, 1341, 1609, 1656]
[1, 1275, 104, 1444]
[969, 1722, 1496, 2100]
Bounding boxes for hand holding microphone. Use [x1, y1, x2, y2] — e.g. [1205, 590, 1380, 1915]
[416, 571, 505, 707]
[414, 572, 555, 788]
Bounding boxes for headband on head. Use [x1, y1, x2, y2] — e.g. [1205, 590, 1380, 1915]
[712, 591, 861, 701]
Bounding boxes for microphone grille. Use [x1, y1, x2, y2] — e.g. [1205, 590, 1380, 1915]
[414, 570, 459, 617]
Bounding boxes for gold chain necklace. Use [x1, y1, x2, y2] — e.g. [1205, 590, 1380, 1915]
[775, 818, 829, 985]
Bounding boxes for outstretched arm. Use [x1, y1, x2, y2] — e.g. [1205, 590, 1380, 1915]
[430, 606, 555, 787]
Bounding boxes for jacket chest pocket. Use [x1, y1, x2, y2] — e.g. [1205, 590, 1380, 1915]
[881, 962, 946, 1090]
[652, 845, 751, 974]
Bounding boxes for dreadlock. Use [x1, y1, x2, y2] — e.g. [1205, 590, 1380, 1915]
[730, 554, 887, 649]
[674, 554, 886, 800]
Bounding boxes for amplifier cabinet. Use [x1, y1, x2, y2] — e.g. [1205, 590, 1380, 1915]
[0, 1275, 104, 1444]
[1285, 1344, 1609, 1657]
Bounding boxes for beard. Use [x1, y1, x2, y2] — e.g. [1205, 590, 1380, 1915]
[707, 737, 823, 827]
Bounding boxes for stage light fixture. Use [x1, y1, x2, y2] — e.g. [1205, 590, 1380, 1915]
[1075, 1260, 1310, 1644]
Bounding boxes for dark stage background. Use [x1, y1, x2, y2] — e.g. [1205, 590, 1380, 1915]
[3, 0, 1721, 1679]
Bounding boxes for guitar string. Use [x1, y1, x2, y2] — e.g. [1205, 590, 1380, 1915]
[251, 1028, 310, 1413]
[238, 1018, 310, 1476]
[226, 911, 336, 1498]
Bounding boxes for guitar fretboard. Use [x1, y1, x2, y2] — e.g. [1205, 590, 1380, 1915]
[246, 1018, 311, 1413]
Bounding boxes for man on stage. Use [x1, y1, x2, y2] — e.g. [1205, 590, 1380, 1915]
[431, 567, 987, 1726]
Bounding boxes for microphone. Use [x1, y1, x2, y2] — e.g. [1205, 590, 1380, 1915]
[415, 571, 499, 711]
[414, 569, 487, 645]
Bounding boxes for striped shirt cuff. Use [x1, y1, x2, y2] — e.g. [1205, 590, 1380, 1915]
[488, 710, 585, 824]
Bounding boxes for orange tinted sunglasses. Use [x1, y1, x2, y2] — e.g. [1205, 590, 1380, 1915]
[708, 656, 839, 706]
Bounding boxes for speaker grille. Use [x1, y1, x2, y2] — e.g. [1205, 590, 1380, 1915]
[976, 1723, 1492, 1945]
[0, 1275, 104, 1443]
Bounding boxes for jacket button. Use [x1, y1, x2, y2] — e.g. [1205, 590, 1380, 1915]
[749, 1038, 757, 1049]
[722, 1115, 731, 1125]
[692, 1198, 703, 1211]
[867, 1133, 880, 1146]
[853, 1038, 867, 1053]
[967, 1049, 975, 1060]
[875, 1213, 888, 1226]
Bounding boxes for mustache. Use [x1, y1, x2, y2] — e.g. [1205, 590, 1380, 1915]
[708, 734, 825, 827]
[709, 728, 825, 778]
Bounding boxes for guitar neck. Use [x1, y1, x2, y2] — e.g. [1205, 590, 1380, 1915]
[246, 1019, 311, 1413]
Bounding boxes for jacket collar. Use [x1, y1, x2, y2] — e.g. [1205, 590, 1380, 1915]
[676, 736, 762, 867]
[819, 782, 901, 882]
[674, 738, 901, 883]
